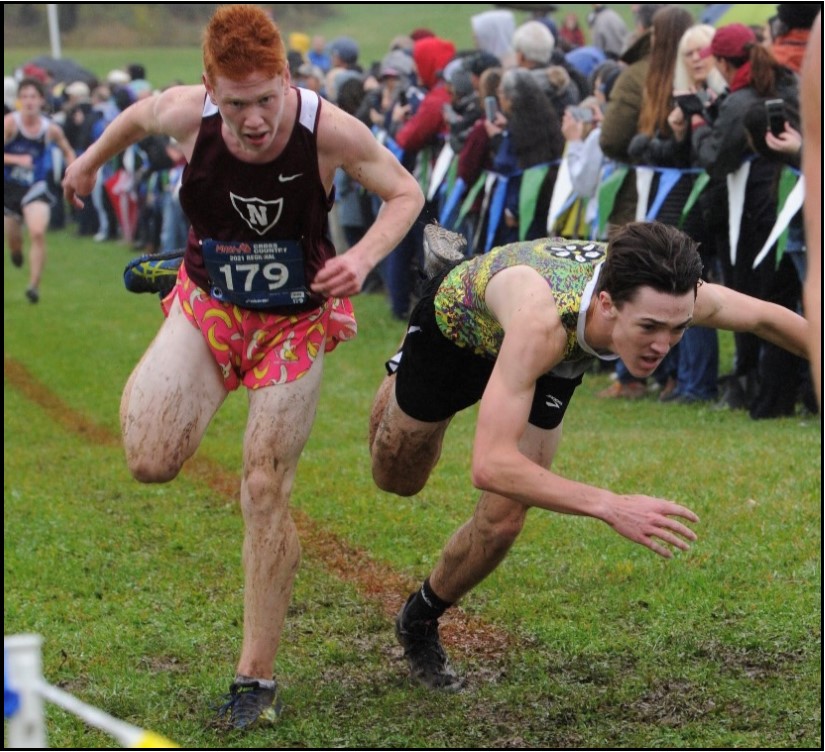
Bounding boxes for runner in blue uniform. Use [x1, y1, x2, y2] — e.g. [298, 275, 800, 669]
[4, 77, 75, 302]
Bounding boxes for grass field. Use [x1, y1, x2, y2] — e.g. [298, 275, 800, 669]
[3, 5, 822, 746]
[4, 218, 821, 749]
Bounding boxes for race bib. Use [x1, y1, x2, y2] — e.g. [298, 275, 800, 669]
[202, 238, 310, 308]
[9, 165, 35, 186]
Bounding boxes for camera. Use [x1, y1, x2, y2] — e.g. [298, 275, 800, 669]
[764, 98, 786, 137]
[673, 93, 707, 117]
[567, 106, 594, 123]
[399, 87, 424, 114]
[484, 95, 498, 122]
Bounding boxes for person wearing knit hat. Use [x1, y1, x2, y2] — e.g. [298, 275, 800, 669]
[20, 64, 49, 84]
[566, 45, 607, 79]
[106, 69, 131, 86]
[288, 31, 311, 57]
[410, 28, 435, 42]
[328, 36, 360, 68]
[64, 80, 91, 100]
[287, 49, 305, 76]
[379, 49, 415, 81]
[464, 50, 501, 79]
[513, 19, 556, 68]
[776, 2, 822, 31]
[295, 62, 325, 95]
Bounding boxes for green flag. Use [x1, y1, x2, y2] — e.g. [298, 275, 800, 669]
[775, 166, 798, 264]
[518, 165, 550, 242]
[597, 165, 629, 238]
[678, 172, 710, 229]
[457, 172, 488, 226]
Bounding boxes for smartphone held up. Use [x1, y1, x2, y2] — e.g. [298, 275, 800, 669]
[765, 98, 787, 137]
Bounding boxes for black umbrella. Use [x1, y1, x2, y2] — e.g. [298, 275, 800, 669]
[25, 55, 97, 86]
[495, 3, 559, 12]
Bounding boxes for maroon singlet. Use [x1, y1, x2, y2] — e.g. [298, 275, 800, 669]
[179, 87, 335, 313]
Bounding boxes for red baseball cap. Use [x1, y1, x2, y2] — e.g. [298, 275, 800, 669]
[700, 23, 757, 59]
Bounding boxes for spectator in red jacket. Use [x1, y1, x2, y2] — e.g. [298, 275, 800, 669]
[383, 36, 457, 320]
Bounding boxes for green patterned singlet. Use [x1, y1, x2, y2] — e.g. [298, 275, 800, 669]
[433, 238, 610, 372]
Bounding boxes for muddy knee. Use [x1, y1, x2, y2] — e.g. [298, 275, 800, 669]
[125, 451, 183, 484]
[371, 458, 428, 497]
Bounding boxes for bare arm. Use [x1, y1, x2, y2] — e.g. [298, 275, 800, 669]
[62, 84, 204, 209]
[470, 268, 699, 558]
[801, 13, 822, 407]
[48, 122, 76, 167]
[693, 282, 809, 359]
[3, 115, 28, 167]
[312, 102, 424, 297]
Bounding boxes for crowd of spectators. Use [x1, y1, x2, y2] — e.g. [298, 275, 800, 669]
[5, 3, 820, 418]
[5, 60, 190, 254]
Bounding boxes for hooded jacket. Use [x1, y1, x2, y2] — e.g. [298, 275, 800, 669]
[395, 37, 456, 154]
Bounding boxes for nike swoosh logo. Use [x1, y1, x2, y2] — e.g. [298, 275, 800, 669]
[278, 173, 302, 182]
[407, 326, 422, 334]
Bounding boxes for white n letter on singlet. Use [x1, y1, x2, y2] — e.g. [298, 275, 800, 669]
[246, 204, 268, 226]
[229, 193, 283, 235]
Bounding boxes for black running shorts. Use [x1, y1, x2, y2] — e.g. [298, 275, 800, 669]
[389, 293, 582, 429]
[4, 180, 54, 220]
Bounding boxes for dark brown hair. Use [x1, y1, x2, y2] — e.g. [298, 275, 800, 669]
[16, 77, 46, 100]
[723, 44, 785, 97]
[638, 6, 694, 136]
[598, 222, 703, 306]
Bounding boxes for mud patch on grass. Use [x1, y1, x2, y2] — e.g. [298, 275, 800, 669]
[629, 677, 716, 726]
[138, 654, 187, 674]
[548, 651, 639, 687]
[693, 639, 810, 681]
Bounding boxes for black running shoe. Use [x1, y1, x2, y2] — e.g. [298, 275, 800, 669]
[395, 600, 464, 691]
[25, 287, 39, 304]
[10, 249, 24, 268]
[123, 249, 183, 297]
[215, 679, 283, 730]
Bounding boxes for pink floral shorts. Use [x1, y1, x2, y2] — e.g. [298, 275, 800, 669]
[162, 264, 357, 390]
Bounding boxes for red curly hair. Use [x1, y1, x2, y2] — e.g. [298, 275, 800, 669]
[203, 5, 287, 84]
